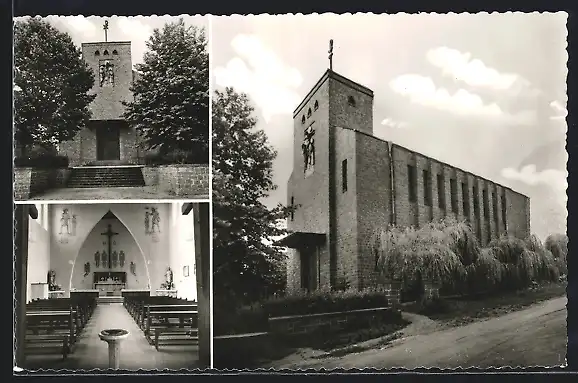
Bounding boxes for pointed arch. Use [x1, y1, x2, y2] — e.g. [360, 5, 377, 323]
[68, 208, 151, 292]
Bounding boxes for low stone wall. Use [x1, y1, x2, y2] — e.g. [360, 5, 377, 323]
[141, 167, 159, 186]
[268, 307, 398, 337]
[157, 164, 209, 197]
[14, 168, 71, 200]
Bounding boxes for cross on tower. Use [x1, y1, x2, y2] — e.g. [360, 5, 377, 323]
[103, 20, 109, 42]
[101, 224, 118, 269]
[328, 39, 334, 71]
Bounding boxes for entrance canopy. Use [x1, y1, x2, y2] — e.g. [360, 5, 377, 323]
[275, 232, 326, 249]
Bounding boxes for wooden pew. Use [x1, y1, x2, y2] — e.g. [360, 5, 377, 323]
[131, 297, 188, 329]
[27, 300, 83, 337]
[143, 304, 198, 351]
[25, 310, 74, 359]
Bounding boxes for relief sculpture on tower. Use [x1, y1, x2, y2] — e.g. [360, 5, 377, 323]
[302, 124, 316, 176]
[99, 60, 115, 87]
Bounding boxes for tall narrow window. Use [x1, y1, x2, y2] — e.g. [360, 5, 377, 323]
[423, 170, 432, 206]
[492, 191, 499, 226]
[290, 196, 295, 221]
[473, 185, 480, 218]
[408, 165, 417, 202]
[501, 193, 507, 231]
[483, 189, 489, 218]
[437, 174, 445, 209]
[462, 182, 470, 216]
[450, 179, 458, 213]
[342, 159, 348, 193]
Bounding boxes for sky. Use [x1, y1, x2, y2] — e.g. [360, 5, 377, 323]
[212, 13, 568, 240]
[14, 15, 209, 69]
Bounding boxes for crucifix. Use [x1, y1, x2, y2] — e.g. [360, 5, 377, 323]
[328, 39, 334, 71]
[103, 20, 109, 42]
[101, 224, 118, 269]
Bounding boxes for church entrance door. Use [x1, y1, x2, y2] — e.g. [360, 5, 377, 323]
[96, 125, 120, 161]
[300, 246, 319, 292]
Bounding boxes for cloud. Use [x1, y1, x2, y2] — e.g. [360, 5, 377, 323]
[381, 118, 408, 129]
[214, 34, 303, 122]
[426, 46, 534, 93]
[550, 100, 567, 120]
[390, 74, 535, 125]
[501, 165, 567, 193]
[62, 15, 99, 36]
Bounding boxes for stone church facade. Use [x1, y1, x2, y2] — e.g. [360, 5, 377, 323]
[58, 41, 141, 166]
[281, 70, 531, 294]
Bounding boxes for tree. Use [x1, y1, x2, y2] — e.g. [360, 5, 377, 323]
[123, 18, 208, 163]
[13, 18, 95, 155]
[212, 88, 292, 308]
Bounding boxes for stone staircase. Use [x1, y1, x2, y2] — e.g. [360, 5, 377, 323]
[97, 296, 124, 305]
[67, 166, 146, 188]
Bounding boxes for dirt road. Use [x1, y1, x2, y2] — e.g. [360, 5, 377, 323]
[271, 297, 567, 369]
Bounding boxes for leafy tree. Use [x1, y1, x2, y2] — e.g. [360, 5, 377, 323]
[13, 17, 95, 155]
[212, 88, 292, 308]
[123, 18, 208, 163]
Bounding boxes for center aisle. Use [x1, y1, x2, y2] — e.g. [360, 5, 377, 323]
[27, 303, 199, 370]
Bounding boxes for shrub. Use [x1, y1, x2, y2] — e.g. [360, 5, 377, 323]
[142, 148, 207, 165]
[14, 153, 69, 168]
[466, 248, 506, 294]
[545, 233, 568, 276]
[373, 217, 471, 296]
[262, 288, 389, 318]
[213, 302, 269, 336]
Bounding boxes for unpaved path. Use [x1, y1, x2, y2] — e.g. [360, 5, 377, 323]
[268, 297, 567, 369]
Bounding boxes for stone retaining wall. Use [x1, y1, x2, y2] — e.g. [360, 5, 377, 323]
[14, 168, 71, 201]
[157, 164, 209, 197]
[268, 307, 398, 337]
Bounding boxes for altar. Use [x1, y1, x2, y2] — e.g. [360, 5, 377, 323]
[93, 271, 127, 297]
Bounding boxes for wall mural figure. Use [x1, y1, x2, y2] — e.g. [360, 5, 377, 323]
[144, 209, 150, 235]
[302, 124, 316, 175]
[94, 251, 100, 268]
[84, 262, 91, 277]
[71, 214, 77, 236]
[101, 250, 108, 268]
[111, 250, 118, 268]
[99, 60, 115, 87]
[119, 251, 125, 268]
[130, 261, 136, 276]
[151, 208, 161, 234]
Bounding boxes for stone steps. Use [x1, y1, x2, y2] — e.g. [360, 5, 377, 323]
[97, 296, 124, 305]
[67, 166, 145, 188]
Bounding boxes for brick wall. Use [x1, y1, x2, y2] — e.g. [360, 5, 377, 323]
[157, 165, 209, 197]
[14, 168, 71, 200]
[355, 133, 391, 289]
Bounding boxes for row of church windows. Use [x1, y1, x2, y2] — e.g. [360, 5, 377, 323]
[408, 164, 507, 231]
[95, 49, 119, 56]
[300, 95, 357, 124]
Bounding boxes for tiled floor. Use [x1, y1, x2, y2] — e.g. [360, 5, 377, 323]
[23, 303, 200, 371]
[26, 186, 209, 201]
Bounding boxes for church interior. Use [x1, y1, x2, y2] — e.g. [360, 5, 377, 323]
[14, 202, 210, 370]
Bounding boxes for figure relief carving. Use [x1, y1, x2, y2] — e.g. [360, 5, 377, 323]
[111, 251, 118, 268]
[99, 60, 115, 87]
[145, 207, 161, 242]
[94, 251, 100, 268]
[302, 124, 316, 175]
[101, 250, 108, 267]
[119, 251, 125, 268]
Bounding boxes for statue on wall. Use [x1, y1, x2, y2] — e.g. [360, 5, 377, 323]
[84, 262, 90, 277]
[94, 251, 100, 268]
[119, 251, 125, 267]
[160, 267, 174, 290]
[99, 60, 114, 87]
[111, 251, 118, 268]
[302, 124, 316, 174]
[144, 209, 150, 235]
[130, 261, 136, 276]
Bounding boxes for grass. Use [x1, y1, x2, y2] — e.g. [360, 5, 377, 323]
[405, 281, 567, 327]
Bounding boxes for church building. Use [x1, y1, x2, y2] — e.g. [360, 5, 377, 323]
[58, 37, 140, 166]
[14, 202, 210, 369]
[280, 69, 531, 294]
